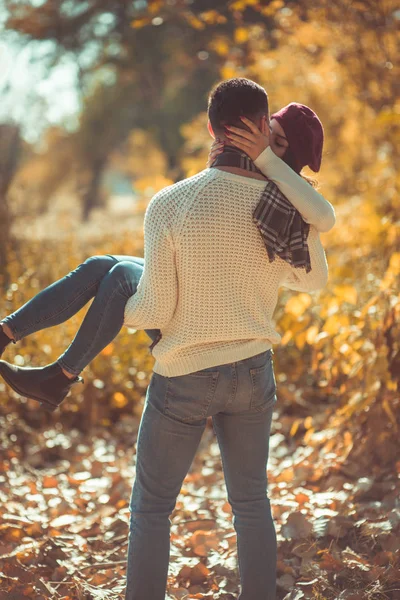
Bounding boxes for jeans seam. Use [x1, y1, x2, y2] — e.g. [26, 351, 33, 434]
[13, 278, 102, 340]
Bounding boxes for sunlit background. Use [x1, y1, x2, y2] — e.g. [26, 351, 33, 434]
[0, 2, 399, 598]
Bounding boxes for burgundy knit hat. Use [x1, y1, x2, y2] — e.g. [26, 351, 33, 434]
[271, 103, 324, 173]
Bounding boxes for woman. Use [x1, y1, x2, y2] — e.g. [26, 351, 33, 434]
[0, 103, 332, 411]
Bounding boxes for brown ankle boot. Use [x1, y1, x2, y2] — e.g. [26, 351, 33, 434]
[0, 360, 84, 412]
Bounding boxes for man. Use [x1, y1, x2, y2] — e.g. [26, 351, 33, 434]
[123, 78, 333, 600]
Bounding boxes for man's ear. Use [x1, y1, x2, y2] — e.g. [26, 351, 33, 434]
[260, 114, 269, 129]
[207, 120, 215, 139]
[260, 114, 270, 135]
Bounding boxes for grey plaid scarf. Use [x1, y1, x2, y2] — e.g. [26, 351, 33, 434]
[211, 145, 312, 273]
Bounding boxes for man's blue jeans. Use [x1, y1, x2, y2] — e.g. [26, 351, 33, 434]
[1, 255, 160, 375]
[126, 348, 277, 600]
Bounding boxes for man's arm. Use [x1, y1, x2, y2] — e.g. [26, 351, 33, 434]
[280, 225, 329, 292]
[254, 146, 336, 233]
[124, 194, 178, 330]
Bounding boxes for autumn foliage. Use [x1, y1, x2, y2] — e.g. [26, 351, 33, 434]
[0, 1, 399, 598]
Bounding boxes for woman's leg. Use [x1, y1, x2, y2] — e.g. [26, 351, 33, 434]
[56, 256, 160, 377]
[1, 253, 160, 375]
[0, 254, 162, 408]
[0, 255, 134, 342]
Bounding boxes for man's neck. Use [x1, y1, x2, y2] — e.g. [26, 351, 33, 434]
[214, 166, 269, 181]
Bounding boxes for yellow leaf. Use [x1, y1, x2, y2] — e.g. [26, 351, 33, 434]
[387, 380, 398, 391]
[210, 38, 230, 56]
[259, 0, 285, 16]
[305, 325, 319, 344]
[112, 392, 128, 408]
[130, 18, 151, 29]
[280, 330, 292, 345]
[333, 284, 358, 304]
[303, 427, 315, 444]
[388, 252, 400, 274]
[199, 10, 227, 25]
[220, 64, 237, 79]
[322, 313, 350, 335]
[185, 13, 205, 30]
[234, 27, 249, 44]
[295, 330, 308, 350]
[285, 293, 312, 317]
[148, 1, 163, 15]
[230, 0, 259, 10]
[304, 416, 313, 429]
[290, 418, 302, 436]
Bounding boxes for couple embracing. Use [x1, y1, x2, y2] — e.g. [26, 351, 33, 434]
[0, 77, 335, 599]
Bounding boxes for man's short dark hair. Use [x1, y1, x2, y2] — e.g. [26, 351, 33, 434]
[208, 78, 269, 134]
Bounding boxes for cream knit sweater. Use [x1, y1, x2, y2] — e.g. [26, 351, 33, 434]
[124, 146, 336, 376]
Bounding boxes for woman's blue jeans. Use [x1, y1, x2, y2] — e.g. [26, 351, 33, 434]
[0, 255, 160, 376]
[125, 348, 277, 600]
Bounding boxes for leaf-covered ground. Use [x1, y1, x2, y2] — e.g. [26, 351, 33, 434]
[0, 395, 399, 600]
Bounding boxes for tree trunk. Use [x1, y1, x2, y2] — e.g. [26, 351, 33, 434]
[81, 157, 107, 222]
[0, 124, 21, 290]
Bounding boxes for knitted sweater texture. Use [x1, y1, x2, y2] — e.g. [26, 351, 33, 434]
[124, 147, 336, 377]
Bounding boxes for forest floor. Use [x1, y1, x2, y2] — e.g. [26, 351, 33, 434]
[0, 395, 399, 600]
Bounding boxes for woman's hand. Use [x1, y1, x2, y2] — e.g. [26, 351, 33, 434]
[224, 116, 270, 161]
[206, 138, 225, 167]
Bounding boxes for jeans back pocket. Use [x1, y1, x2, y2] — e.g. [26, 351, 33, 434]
[165, 371, 220, 423]
[249, 352, 277, 413]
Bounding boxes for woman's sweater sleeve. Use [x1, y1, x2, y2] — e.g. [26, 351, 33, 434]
[280, 225, 329, 292]
[254, 146, 336, 233]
